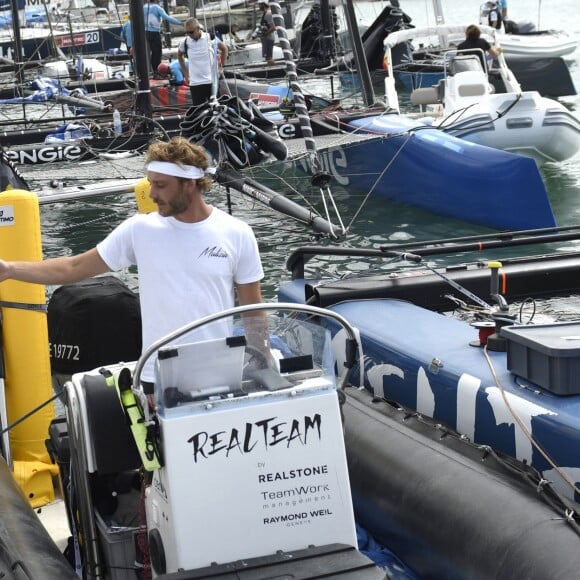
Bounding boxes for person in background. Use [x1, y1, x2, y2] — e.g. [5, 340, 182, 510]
[497, 0, 507, 20]
[457, 24, 501, 70]
[144, 0, 182, 75]
[0, 137, 265, 392]
[120, 15, 133, 74]
[486, 0, 503, 30]
[258, 1, 276, 66]
[157, 60, 188, 85]
[50, 1, 62, 22]
[177, 18, 228, 106]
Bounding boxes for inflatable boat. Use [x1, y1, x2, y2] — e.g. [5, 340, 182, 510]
[279, 229, 580, 510]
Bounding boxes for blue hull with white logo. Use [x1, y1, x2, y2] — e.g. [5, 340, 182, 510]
[279, 243, 580, 507]
[335, 298, 580, 500]
[278, 240, 580, 577]
[283, 114, 555, 231]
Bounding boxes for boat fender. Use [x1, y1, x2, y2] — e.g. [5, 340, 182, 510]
[0, 189, 57, 507]
[102, 367, 162, 471]
[134, 178, 157, 214]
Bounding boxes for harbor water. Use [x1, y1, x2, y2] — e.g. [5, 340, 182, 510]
[18, 0, 580, 301]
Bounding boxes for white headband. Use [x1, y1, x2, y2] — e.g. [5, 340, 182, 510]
[147, 161, 206, 179]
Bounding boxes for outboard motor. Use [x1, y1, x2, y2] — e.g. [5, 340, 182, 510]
[47, 276, 142, 389]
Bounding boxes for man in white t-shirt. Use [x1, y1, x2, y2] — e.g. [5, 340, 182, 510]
[178, 17, 228, 106]
[0, 137, 265, 388]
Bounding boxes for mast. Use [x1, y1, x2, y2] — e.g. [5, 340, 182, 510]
[319, 0, 335, 62]
[342, 0, 375, 107]
[10, 0, 25, 87]
[129, 0, 154, 125]
[431, 0, 448, 47]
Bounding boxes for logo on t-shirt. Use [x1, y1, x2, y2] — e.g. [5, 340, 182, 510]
[199, 246, 228, 258]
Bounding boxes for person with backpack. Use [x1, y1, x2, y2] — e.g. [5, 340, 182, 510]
[177, 18, 228, 106]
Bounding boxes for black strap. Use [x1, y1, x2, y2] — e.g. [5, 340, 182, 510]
[0, 300, 47, 313]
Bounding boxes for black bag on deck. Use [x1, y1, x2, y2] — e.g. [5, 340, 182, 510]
[47, 276, 142, 375]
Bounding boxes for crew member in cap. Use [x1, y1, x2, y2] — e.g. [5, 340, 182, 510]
[486, 0, 502, 30]
[258, 1, 276, 66]
[157, 59, 188, 85]
[0, 137, 265, 389]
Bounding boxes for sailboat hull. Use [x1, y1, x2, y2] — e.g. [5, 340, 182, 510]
[0, 25, 123, 60]
[285, 115, 555, 230]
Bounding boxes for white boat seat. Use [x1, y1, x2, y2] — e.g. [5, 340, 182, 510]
[457, 83, 488, 97]
[410, 86, 441, 105]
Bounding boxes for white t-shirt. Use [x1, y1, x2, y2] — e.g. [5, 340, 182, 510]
[178, 32, 216, 86]
[96, 207, 264, 381]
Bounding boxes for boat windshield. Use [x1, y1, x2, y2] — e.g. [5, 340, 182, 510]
[450, 53, 485, 74]
[153, 308, 340, 414]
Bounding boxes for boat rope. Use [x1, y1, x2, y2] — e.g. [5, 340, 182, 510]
[344, 132, 414, 231]
[437, 92, 523, 134]
[0, 391, 62, 437]
[417, 259, 493, 310]
[338, 243, 495, 310]
[482, 344, 580, 500]
[67, 454, 84, 577]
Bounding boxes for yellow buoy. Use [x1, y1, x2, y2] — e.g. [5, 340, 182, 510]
[134, 177, 157, 214]
[0, 189, 57, 507]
